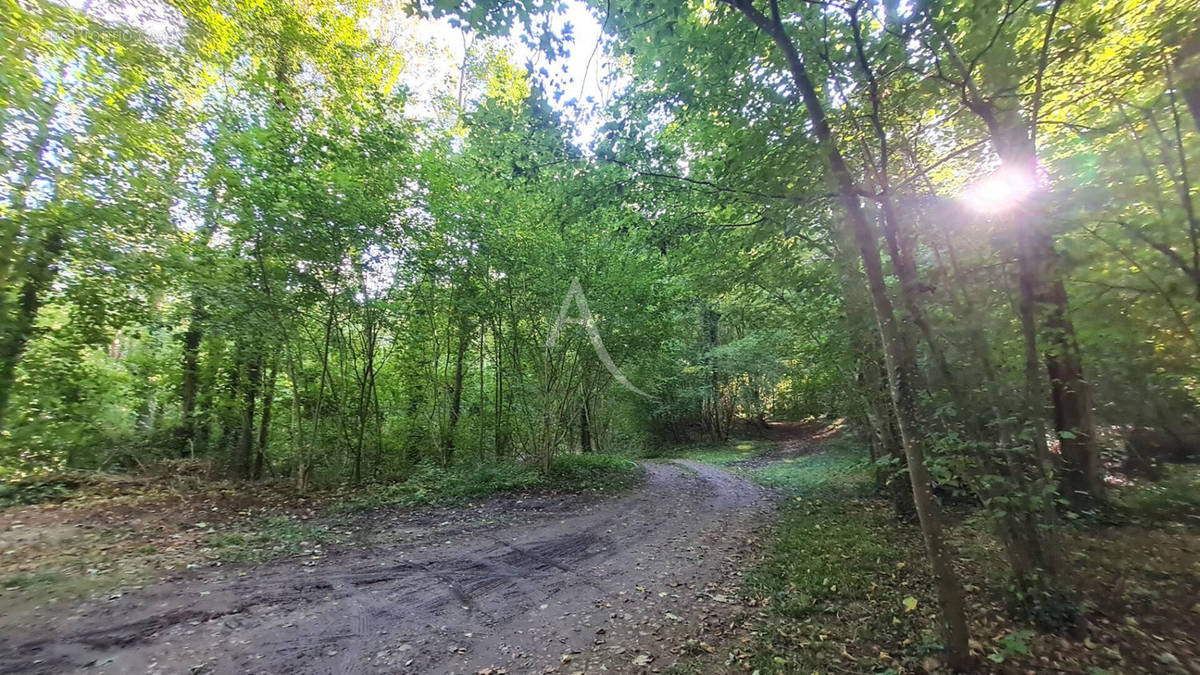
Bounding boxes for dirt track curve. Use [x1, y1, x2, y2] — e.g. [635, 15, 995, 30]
[0, 460, 776, 674]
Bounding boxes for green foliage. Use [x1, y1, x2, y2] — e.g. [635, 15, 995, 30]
[1, 1, 1199, 657]
[1113, 464, 1200, 522]
[543, 453, 642, 492]
[0, 476, 79, 508]
[746, 501, 899, 619]
[985, 629, 1034, 663]
[342, 463, 541, 509]
[1, 570, 65, 591]
[342, 454, 640, 510]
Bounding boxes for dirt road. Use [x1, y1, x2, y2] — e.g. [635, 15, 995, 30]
[0, 460, 775, 674]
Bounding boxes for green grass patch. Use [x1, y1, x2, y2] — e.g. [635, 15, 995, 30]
[661, 436, 944, 673]
[658, 435, 1200, 674]
[749, 444, 871, 496]
[747, 500, 903, 617]
[649, 439, 774, 466]
[208, 515, 339, 562]
[207, 455, 640, 562]
[741, 442, 941, 673]
[740, 495, 939, 673]
[1, 570, 66, 591]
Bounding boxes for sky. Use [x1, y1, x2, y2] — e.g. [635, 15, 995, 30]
[61, 0, 617, 142]
[382, 0, 617, 141]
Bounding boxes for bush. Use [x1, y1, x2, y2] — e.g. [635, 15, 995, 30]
[342, 454, 639, 510]
[1114, 464, 1200, 522]
[0, 476, 82, 508]
[545, 453, 641, 491]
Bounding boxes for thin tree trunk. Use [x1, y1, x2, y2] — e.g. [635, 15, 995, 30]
[837, 225, 914, 518]
[235, 352, 261, 479]
[478, 322, 485, 457]
[353, 313, 377, 485]
[305, 294, 338, 489]
[177, 295, 205, 454]
[256, 360, 276, 480]
[175, 181, 221, 453]
[445, 319, 469, 465]
[846, 5, 952, 388]
[580, 398, 592, 453]
[999, 131, 1100, 501]
[878, 198, 953, 386]
[494, 318, 505, 455]
[702, 305, 724, 442]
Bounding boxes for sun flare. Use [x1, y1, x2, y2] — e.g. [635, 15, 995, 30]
[960, 166, 1037, 214]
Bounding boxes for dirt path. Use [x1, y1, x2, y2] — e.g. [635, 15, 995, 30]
[0, 460, 775, 674]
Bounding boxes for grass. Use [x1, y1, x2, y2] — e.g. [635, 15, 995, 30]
[207, 514, 341, 563]
[651, 434, 940, 671]
[2, 569, 66, 591]
[542, 453, 642, 491]
[729, 439, 946, 673]
[752, 443, 870, 495]
[209, 455, 643, 561]
[659, 433, 1200, 674]
[646, 439, 775, 466]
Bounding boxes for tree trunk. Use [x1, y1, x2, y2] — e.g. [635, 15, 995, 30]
[701, 305, 726, 442]
[1030, 232, 1102, 500]
[177, 295, 205, 454]
[236, 354, 261, 479]
[723, 2, 972, 666]
[935, 20, 1103, 499]
[1169, 29, 1200, 127]
[838, 226, 914, 519]
[445, 320, 469, 465]
[580, 399, 592, 453]
[353, 312, 377, 485]
[999, 137, 1101, 501]
[846, 6, 952, 389]
[0, 228, 65, 430]
[878, 197, 953, 387]
[255, 360, 276, 480]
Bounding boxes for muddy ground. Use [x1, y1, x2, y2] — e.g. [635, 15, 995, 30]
[0, 460, 777, 674]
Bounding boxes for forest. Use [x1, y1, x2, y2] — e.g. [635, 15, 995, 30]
[1, 0, 1199, 673]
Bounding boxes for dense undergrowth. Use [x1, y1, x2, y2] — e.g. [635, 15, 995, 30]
[665, 432, 1200, 674]
[340, 454, 641, 510]
[0, 453, 641, 511]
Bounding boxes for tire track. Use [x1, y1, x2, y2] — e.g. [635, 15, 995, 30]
[0, 461, 775, 675]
